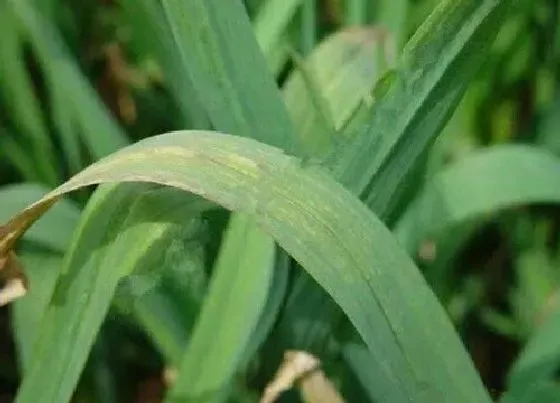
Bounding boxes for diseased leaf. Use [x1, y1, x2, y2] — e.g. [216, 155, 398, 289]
[0, 184, 80, 253]
[3, 131, 490, 403]
[159, 3, 303, 400]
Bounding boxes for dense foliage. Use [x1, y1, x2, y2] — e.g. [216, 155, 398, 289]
[0, 0, 559, 402]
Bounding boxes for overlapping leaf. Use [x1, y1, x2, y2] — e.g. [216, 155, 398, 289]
[3, 131, 490, 403]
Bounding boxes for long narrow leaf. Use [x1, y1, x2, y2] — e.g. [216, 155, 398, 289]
[118, 0, 210, 128]
[2, 130, 491, 403]
[8, 0, 129, 168]
[396, 145, 560, 256]
[0, 4, 58, 184]
[283, 27, 395, 156]
[253, 0, 303, 63]
[165, 213, 276, 401]
[328, 0, 510, 219]
[14, 182, 211, 403]
[161, 0, 301, 154]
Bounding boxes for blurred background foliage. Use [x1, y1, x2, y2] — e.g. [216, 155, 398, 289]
[0, 0, 559, 402]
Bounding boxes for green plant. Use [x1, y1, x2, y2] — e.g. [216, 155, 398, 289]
[1, 0, 559, 402]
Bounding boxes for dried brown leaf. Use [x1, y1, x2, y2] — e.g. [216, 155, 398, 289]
[260, 350, 345, 403]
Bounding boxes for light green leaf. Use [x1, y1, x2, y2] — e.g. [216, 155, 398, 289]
[8, 0, 129, 171]
[0, 3, 58, 184]
[254, 0, 303, 63]
[12, 250, 63, 371]
[166, 213, 276, 402]
[396, 145, 560, 257]
[3, 130, 490, 403]
[114, 209, 210, 363]
[14, 182, 211, 403]
[377, 0, 409, 48]
[283, 27, 395, 156]
[118, 0, 210, 128]
[161, 0, 301, 155]
[328, 0, 511, 219]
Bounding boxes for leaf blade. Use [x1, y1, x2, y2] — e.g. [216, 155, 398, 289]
[6, 130, 491, 403]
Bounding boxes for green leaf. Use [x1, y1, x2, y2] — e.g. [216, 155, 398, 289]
[114, 210, 210, 363]
[241, 252, 290, 368]
[0, 127, 41, 183]
[11, 250, 63, 371]
[14, 182, 212, 403]
[283, 27, 395, 156]
[538, 96, 560, 155]
[502, 382, 560, 403]
[395, 145, 560, 298]
[159, 3, 303, 400]
[8, 0, 129, 171]
[343, 343, 410, 402]
[0, 3, 58, 184]
[345, 0, 366, 26]
[508, 305, 560, 390]
[511, 247, 559, 338]
[328, 0, 511, 219]
[377, 0, 409, 48]
[396, 145, 560, 258]
[166, 213, 276, 402]
[118, 0, 210, 129]
[161, 0, 301, 155]
[4, 131, 490, 403]
[298, 0, 317, 56]
[253, 0, 303, 63]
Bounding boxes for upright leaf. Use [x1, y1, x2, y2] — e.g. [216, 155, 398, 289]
[253, 0, 303, 63]
[328, 0, 511, 219]
[11, 251, 63, 371]
[8, 0, 129, 169]
[14, 182, 212, 403]
[0, 4, 58, 184]
[165, 213, 276, 402]
[161, 0, 301, 154]
[118, 0, 210, 128]
[283, 27, 395, 156]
